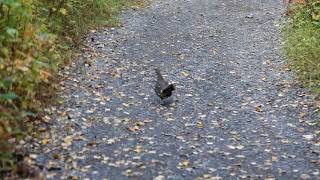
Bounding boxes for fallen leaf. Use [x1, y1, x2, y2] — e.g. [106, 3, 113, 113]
[303, 134, 314, 141]
[281, 139, 289, 144]
[62, 136, 73, 147]
[135, 122, 145, 126]
[179, 160, 189, 168]
[127, 125, 140, 132]
[133, 146, 143, 154]
[227, 145, 244, 150]
[197, 121, 204, 129]
[255, 105, 263, 112]
[181, 71, 190, 77]
[272, 155, 278, 162]
[52, 153, 61, 160]
[154, 175, 165, 180]
[41, 139, 49, 145]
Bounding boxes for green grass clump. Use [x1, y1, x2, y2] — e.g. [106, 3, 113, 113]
[283, 0, 320, 94]
[0, 0, 144, 177]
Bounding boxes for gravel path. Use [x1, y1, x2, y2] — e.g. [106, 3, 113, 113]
[27, 0, 319, 179]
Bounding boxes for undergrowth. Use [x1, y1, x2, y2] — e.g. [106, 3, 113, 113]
[0, 0, 144, 177]
[283, 0, 320, 94]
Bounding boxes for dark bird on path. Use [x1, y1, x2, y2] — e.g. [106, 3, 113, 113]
[154, 68, 175, 100]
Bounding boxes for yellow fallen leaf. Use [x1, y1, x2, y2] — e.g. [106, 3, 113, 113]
[63, 136, 73, 147]
[134, 146, 143, 154]
[179, 160, 189, 168]
[281, 139, 289, 144]
[135, 122, 145, 126]
[181, 71, 190, 77]
[41, 139, 49, 145]
[38, 127, 47, 132]
[197, 121, 204, 129]
[272, 155, 278, 162]
[123, 103, 130, 108]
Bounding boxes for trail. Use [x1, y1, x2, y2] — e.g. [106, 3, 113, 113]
[27, 0, 319, 179]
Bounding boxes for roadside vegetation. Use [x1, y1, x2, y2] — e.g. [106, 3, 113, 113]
[0, 0, 143, 177]
[283, 0, 320, 94]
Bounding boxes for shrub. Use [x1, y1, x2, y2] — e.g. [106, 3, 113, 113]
[0, 0, 60, 173]
[0, 0, 144, 176]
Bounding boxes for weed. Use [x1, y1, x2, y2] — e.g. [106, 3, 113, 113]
[283, 0, 320, 94]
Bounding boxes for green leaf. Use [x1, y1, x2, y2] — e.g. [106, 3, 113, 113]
[313, 21, 320, 28]
[0, 92, 18, 100]
[1, 0, 20, 7]
[35, 59, 49, 67]
[21, 111, 36, 118]
[6, 28, 19, 38]
[0, 79, 12, 89]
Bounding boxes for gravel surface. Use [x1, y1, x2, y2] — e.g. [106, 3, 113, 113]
[26, 0, 319, 179]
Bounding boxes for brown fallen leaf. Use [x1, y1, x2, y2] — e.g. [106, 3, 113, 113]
[255, 105, 263, 112]
[127, 125, 140, 132]
[197, 121, 204, 129]
[87, 140, 98, 146]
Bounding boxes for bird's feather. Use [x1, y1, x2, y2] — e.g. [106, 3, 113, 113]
[154, 68, 175, 100]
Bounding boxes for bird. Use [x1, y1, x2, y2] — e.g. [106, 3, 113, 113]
[154, 68, 175, 101]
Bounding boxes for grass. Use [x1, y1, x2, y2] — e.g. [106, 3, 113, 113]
[283, 0, 320, 94]
[0, 0, 144, 177]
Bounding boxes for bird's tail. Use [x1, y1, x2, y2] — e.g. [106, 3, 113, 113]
[154, 68, 161, 76]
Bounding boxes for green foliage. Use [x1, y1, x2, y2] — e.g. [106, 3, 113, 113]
[0, 0, 57, 172]
[283, 0, 320, 94]
[0, 0, 144, 176]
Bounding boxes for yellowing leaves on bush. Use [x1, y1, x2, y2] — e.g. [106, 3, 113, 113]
[14, 60, 30, 72]
[59, 8, 68, 15]
[40, 70, 52, 80]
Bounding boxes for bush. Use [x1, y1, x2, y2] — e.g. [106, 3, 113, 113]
[283, 0, 320, 94]
[1, 0, 58, 173]
[0, 0, 144, 176]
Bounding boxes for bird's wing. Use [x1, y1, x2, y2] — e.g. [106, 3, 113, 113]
[158, 80, 169, 91]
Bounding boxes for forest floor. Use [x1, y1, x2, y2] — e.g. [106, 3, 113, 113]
[23, 0, 319, 179]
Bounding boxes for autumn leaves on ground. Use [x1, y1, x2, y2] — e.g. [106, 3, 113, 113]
[0, 0, 319, 179]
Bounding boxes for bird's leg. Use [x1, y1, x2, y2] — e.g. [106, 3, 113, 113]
[159, 98, 164, 105]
